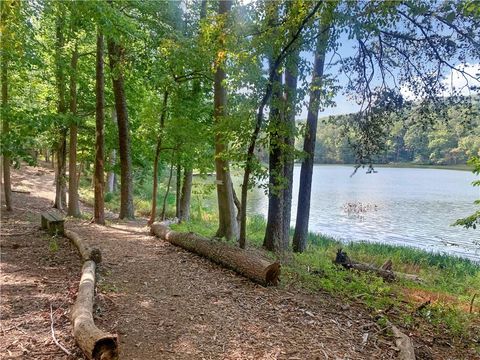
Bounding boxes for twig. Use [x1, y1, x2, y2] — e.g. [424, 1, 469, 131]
[12, 189, 31, 194]
[49, 304, 72, 356]
[414, 300, 431, 314]
[470, 293, 477, 314]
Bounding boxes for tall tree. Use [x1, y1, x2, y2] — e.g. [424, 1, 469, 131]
[53, 12, 68, 211]
[213, 0, 238, 241]
[1, 0, 12, 211]
[293, 5, 334, 252]
[148, 90, 169, 225]
[264, 2, 286, 251]
[240, 1, 322, 248]
[67, 43, 81, 217]
[263, 1, 303, 252]
[108, 37, 135, 219]
[94, 30, 105, 225]
[282, 44, 300, 246]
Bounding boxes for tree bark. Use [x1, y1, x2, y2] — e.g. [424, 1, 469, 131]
[282, 47, 300, 245]
[68, 44, 81, 217]
[263, 79, 285, 250]
[107, 108, 117, 193]
[179, 168, 193, 222]
[151, 222, 281, 286]
[293, 13, 333, 253]
[175, 163, 181, 218]
[264, 8, 286, 251]
[107, 37, 134, 219]
[1, 27, 12, 211]
[214, 0, 238, 241]
[94, 31, 105, 225]
[148, 91, 168, 225]
[54, 14, 67, 211]
[160, 158, 174, 221]
[71, 260, 118, 360]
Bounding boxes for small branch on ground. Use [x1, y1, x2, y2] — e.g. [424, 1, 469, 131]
[414, 300, 431, 314]
[470, 293, 477, 314]
[50, 304, 73, 356]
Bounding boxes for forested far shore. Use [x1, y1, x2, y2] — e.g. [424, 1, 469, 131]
[308, 99, 480, 166]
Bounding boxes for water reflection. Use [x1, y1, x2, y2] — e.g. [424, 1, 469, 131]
[242, 165, 480, 261]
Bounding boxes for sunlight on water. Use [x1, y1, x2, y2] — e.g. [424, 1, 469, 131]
[244, 165, 480, 261]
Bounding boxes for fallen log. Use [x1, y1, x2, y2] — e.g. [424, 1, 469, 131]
[12, 189, 31, 194]
[335, 249, 395, 281]
[65, 229, 102, 264]
[72, 260, 118, 360]
[151, 222, 280, 286]
[334, 249, 422, 283]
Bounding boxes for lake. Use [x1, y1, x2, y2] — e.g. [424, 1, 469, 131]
[241, 165, 480, 261]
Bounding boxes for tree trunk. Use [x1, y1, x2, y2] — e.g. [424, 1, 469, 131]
[293, 13, 333, 253]
[175, 163, 181, 218]
[214, 0, 238, 241]
[107, 108, 117, 193]
[106, 151, 116, 192]
[94, 30, 105, 225]
[160, 158, 174, 221]
[54, 15, 67, 211]
[151, 222, 281, 286]
[107, 38, 134, 219]
[282, 46, 300, 245]
[71, 261, 118, 360]
[148, 91, 168, 225]
[68, 44, 81, 217]
[1, 33, 12, 211]
[179, 168, 193, 222]
[263, 19, 286, 251]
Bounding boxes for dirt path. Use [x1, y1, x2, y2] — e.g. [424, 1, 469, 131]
[1, 164, 471, 359]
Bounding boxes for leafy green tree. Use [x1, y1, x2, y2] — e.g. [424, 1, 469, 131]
[454, 157, 480, 229]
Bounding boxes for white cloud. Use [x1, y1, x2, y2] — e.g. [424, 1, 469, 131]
[441, 63, 480, 97]
[400, 63, 480, 101]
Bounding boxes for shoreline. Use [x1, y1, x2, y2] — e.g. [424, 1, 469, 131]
[308, 162, 473, 171]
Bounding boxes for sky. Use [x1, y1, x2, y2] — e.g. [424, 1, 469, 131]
[297, 30, 480, 120]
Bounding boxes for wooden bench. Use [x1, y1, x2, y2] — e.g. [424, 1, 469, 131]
[41, 211, 65, 235]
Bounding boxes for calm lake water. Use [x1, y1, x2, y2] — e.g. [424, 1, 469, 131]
[240, 165, 480, 262]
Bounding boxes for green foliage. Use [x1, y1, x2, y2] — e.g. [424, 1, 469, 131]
[314, 98, 480, 165]
[454, 156, 480, 230]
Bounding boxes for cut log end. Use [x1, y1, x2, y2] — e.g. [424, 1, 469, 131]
[90, 248, 102, 264]
[93, 337, 119, 360]
[265, 261, 281, 286]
